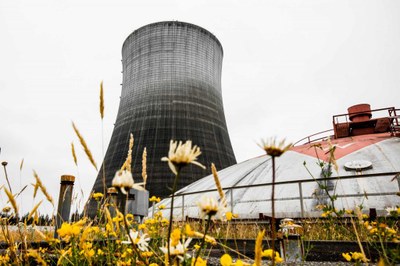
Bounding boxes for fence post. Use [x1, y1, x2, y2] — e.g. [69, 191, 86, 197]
[298, 182, 304, 218]
[54, 175, 75, 238]
[182, 195, 185, 222]
[230, 188, 234, 213]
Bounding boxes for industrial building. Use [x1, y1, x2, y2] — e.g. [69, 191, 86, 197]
[87, 22, 236, 216]
[151, 104, 400, 219]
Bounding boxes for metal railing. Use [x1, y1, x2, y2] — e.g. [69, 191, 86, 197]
[161, 171, 400, 220]
[293, 129, 334, 146]
[293, 107, 400, 146]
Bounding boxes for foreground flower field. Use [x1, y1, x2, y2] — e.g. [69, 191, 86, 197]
[0, 86, 398, 265]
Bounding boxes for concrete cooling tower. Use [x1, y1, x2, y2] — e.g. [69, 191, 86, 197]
[87, 21, 236, 215]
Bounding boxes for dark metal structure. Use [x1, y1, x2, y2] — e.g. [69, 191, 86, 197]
[87, 21, 236, 216]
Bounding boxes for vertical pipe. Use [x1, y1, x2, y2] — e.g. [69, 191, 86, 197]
[298, 182, 304, 218]
[182, 195, 185, 222]
[107, 187, 118, 217]
[54, 175, 75, 238]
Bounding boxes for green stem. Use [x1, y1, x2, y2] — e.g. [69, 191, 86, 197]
[122, 206, 147, 265]
[193, 214, 212, 265]
[378, 233, 388, 264]
[101, 120, 107, 196]
[2, 164, 13, 194]
[271, 156, 276, 266]
[167, 168, 181, 265]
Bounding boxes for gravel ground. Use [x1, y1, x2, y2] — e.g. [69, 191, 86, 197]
[206, 257, 378, 265]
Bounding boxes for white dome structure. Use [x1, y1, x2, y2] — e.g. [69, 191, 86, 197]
[150, 105, 400, 220]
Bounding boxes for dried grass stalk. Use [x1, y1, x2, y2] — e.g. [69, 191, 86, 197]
[72, 122, 98, 171]
[33, 170, 54, 206]
[28, 200, 43, 221]
[100, 80, 104, 119]
[121, 133, 134, 172]
[71, 142, 78, 166]
[254, 230, 265, 266]
[19, 158, 24, 171]
[142, 147, 147, 188]
[4, 187, 18, 217]
[211, 163, 227, 208]
[33, 182, 40, 199]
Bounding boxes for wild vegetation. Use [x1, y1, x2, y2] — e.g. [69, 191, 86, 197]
[0, 82, 398, 265]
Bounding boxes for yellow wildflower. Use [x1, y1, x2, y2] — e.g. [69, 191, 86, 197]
[351, 252, 366, 261]
[85, 248, 95, 258]
[171, 228, 181, 246]
[57, 222, 82, 241]
[185, 224, 195, 236]
[370, 228, 378, 234]
[342, 252, 351, 261]
[345, 209, 353, 215]
[149, 196, 161, 203]
[192, 257, 207, 266]
[261, 249, 283, 263]
[141, 251, 154, 257]
[0, 253, 10, 264]
[138, 224, 146, 230]
[226, 211, 239, 221]
[220, 254, 232, 266]
[158, 204, 166, 210]
[92, 192, 103, 201]
[27, 249, 47, 265]
[113, 212, 124, 223]
[126, 213, 134, 224]
[235, 260, 246, 266]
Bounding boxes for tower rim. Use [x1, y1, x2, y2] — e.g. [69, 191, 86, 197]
[122, 21, 223, 56]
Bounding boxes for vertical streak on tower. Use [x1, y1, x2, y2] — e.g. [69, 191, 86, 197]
[88, 21, 236, 215]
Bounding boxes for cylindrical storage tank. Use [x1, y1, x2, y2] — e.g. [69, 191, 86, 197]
[87, 22, 236, 216]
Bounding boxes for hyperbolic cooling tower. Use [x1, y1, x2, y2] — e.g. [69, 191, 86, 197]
[87, 21, 236, 215]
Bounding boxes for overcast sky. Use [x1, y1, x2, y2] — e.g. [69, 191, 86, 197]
[1, 0, 399, 215]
